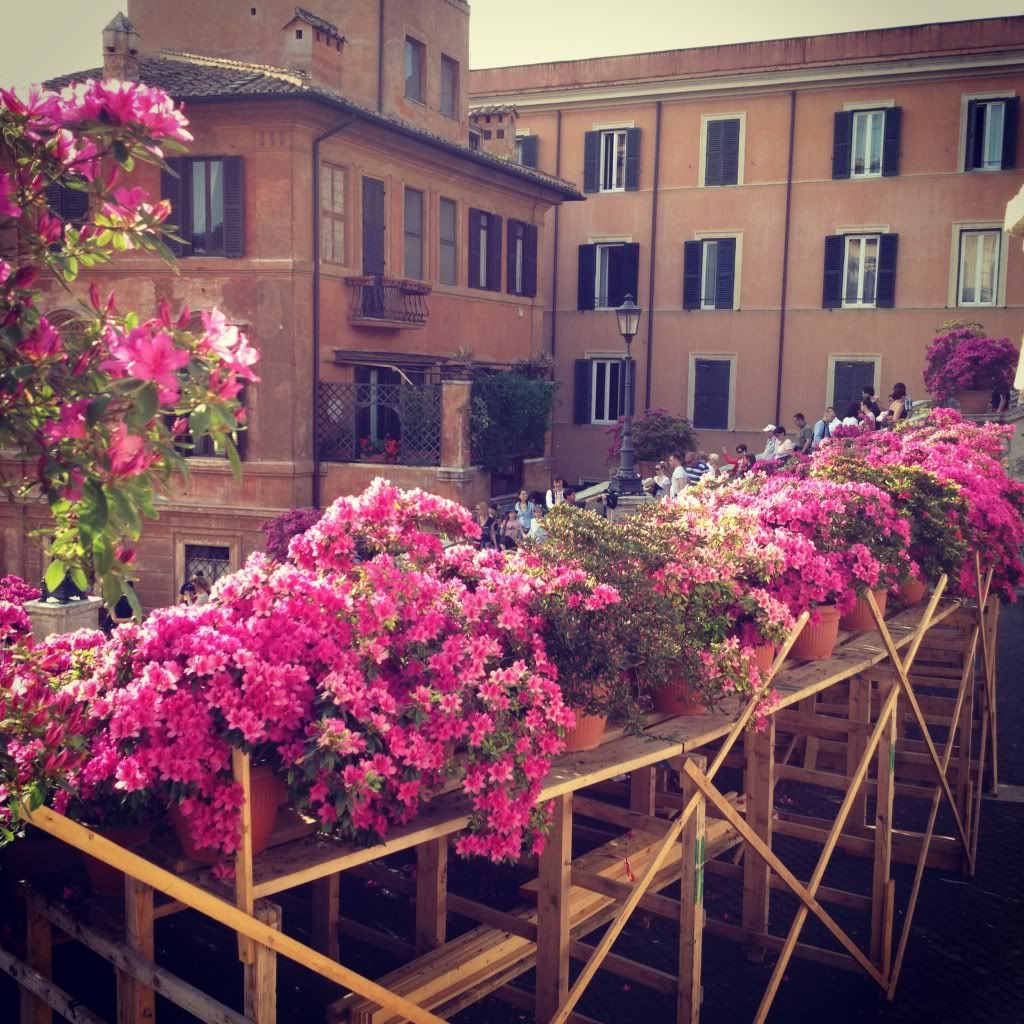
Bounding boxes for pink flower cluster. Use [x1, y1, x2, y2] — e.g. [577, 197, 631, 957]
[923, 329, 1019, 402]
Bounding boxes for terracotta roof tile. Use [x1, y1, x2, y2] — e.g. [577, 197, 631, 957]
[288, 7, 342, 40]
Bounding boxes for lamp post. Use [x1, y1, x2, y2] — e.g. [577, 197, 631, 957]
[609, 294, 643, 496]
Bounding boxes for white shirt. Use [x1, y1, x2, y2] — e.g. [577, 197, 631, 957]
[841, 416, 859, 427]
[756, 437, 778, 461]
[775, 438, 794, 457]
[654, 473, 671, 494]
[670, 465, 686, 497]
[545, 488, 562, 510]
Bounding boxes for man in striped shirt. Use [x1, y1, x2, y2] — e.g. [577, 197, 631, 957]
[683, 451, 710, 486]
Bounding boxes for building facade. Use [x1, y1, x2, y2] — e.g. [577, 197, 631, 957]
[470, 17, 1024, 481]
[1, 1, 579, 610]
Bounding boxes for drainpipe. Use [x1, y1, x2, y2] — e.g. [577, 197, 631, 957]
[643, 100, 662, 411]
[773, 90, 797, 427]
[377, 0, 385, 113]
[312, 115, 358, 509]
[550, 109, 562, 360]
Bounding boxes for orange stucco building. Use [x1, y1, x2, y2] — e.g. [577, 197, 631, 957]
[470, 17, 1024, 481]
[1, 1, 580, 610]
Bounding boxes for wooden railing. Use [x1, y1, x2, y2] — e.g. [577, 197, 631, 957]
[344, 275, 431, 328]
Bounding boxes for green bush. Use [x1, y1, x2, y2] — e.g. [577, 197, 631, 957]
[605, 407, 697, 462]
[471, 371, 557, 472]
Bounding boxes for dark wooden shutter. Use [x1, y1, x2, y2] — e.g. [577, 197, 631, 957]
[361, 176, 386, 275]
[468, 208, 482, 288]
[1002, 97, 1020, 169]
[160, 157, 189, 257]
[506, 220, 519, 295]
[683, 241, 702, 310]
[222, 156, 244, 257]
[721, 119, 740, 185]
[834, 361, 875, 416]
[832, 111, 853, 180]
[582, 131, 600, 193]
[714, 237, 736, 310]
[694, 359, 730, 430]
[573, 359, 592, 423]
[881, 107, 901, 178]
[577, 244, 596, 310]
[520, 135, 539, 168]
[704, 120, 724, 186]
[524, 224, 538, 298]
[822, 235, 844, 309]
[618, 243, 640, 307]
[487, 214, 502, 292]
[48, 183, 88, 223]
[875, 233, 898, 309]
[624, 128, 641, 191]
[964, 101, 980, 170]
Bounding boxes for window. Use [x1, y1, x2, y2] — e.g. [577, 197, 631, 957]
[965, 98, 1019, 171]
[692, 358, 732, 430]
[577, 242, 640, 311]
[160, 156, 244, 258]
[683, 238, 737, 310]
[590, 359, 623, 424]
[320, 163, 346, 264]
[439, 197, 457, 286]
[957, 229, 1000, 306]
[469, 130, 481, 152]
[468, 208, 502, 290]
[404, 37, 425, 103]
[440, 55, 458, 119]
[361, 176, 386, 275]
[832, 107, 901, 179]
[582, 128, 640, 193]
[184, 544, 231, 586]
[831, 360, 877, 416]
[506, 219, 537, 297]
[44, 182, 89, 224]
[515, 134, 538, 168]
[822, 233, 898, 309]
[702, 116, 741, 186]
[403, 187, 424, 280]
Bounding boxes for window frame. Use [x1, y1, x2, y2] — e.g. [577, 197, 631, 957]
[175, 536, 239, 602]
[404, 36, 425, 104]
[440, 54, 458, 120]
[189, 158, 227, 257]
[849, 108, 886, 179]
[841, 234, 881, 309]
[956, 228, 1002, 307]
[700, 240, 719, 310]
[478, 213, 490, 289]
[699, 112, 746, 187]
[594, 242, 624, 309]
[319, 161, 346, 265]
[598, 129, 628, 192]
[689, 231, 743, 311]
[590, 357, 623, 425]
[825, 354, 881, 413]
[959, 92, 1017, 171]
[439, 196, 457, 287]
[402, 186, 425, 280]
[687, 352, 736, 431]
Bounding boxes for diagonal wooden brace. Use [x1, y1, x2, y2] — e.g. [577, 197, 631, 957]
[547, 613, 810, 1024]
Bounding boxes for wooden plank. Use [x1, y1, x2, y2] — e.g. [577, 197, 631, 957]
[871, 682, 896, 967]
[22, 905, 53, 1024]
[846, 673, 871, 830]
[742, 718, 774, 962]
[1, 947, 108, 1024]
[312, 874, 340, 961]
[536, 793, 572, 1023]
[232, 749, 256, 965]
[629, 765, 657, 816]
[21, 887, 249, 1024]
[244, 902, 280, 1024]
[117, 876, 154, 1024]
[570, 869, 681, 921]
[573, 794, 674, 837]
[415, 839, 448, 955]
[24, 806, 447, 1024]
[678, 773, 705, 1024]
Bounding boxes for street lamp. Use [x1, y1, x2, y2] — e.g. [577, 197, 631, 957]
[609, 293, 643, 496]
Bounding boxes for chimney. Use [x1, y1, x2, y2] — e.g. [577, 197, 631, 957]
[103, 12, 140, 81]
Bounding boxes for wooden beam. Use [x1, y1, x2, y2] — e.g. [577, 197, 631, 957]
[569, 869, 680, 921]
[0, 947, 108, 1024]
[536, 793, 572, 1023]
[232, 749, 256, 965]
[117, 877, 154, 1024]
[871, 681, 896, 969]
[629, 765, 657, 816]
[572, 794, 674, 837]
[415, 838, 448, 955]
[22, 905, 53, 1024]
[742, 718, 774, 962]
[244, 902, 280, 1024]
[677, 773, 705, 1024]
[312, 874, 340, 961]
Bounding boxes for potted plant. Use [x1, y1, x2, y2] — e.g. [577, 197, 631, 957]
[605, 407, 698, 476]
[923, 323, 1019, 413]
[359, 436, 388, 462]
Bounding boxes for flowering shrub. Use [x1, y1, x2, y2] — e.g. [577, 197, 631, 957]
[605, 407, 697, 463]
[261, 507, 324, 562]
[923, 327, 1019, 402]
[1, 80, 257, 608]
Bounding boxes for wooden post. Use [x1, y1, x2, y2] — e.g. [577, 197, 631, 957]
[21, 906, 52, 1024]
[415, 838, 448, 955]
[629, 765, 657, 817]
[983, 596, 999, 794]
[312, 874, 340, 961]
[871, 681, 896, 968]
[535, 793, 572, 1024]
[232, 748, 256, 964]
[244, 902, 281, 1024]
[799, 695, 820, 771]
[742, 717, 774, 962]
[677, 770, 705, 1024]
[116, 876, 155, 1024]
[955, 636, 977, 850]
[846, 674, 871, 829]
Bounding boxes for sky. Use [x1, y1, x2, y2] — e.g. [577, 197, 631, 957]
[0, 0, 1021, 89]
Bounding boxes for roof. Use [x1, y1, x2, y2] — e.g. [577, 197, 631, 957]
[104, 12, 135, 34]
[46, 52, 582, 200]
[286, 7, 343, 41]
[470, 104, 518, 117]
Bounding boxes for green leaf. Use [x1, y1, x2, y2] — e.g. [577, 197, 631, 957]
[70, 567, 89, 592]
[108, 487, 141, 534]
[86, 395, 112, 426]
[125, 584, 142, 621]
[112, 140, 131, 166]
[224, 435, 242, 482]
[44, 560, 66, 592]
[83, 481, 109, 530]
[133, 383, 158, 425]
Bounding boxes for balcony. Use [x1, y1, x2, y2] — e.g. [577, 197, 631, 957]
[344, 275, 431, 329]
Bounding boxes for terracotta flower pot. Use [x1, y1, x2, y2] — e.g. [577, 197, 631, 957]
[83, 822, 154, 896]
[172, 764, 286, 862]
[899, 576, 928, 606]
[752, 643, 776, 676]
[955, 389, 992, 414]
[653, 676, 707, 717]
[562, 712, 608, 752]
[789, 605, 840, 661]
[839, 589, 888, 632]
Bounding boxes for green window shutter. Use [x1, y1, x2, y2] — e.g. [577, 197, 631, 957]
[222, 156, 245, 257]
[468, 208, 482, 288]
[964, 101, 981, 170]
[617, 243, 640, 307]
[624, 128, 641, 190]
[577, 244, 596, 310]
[704, 121, 723, 186]
[832, 111, 853, 180]
[822, 235, 844, 309]
[574, 359, 592, 423]
[524, 224, 538, 298]
[683, 241, 702, 310]
[876, 233, 898, 308]
[487, 214, 502, 292]
[1002, 97, 1019, 169]
[714, 237, 736, 310]
[881, 107, 901, 178]
[160, 157, 190, 256]
[583, 131, 600, 193]
[520, 135, 539, 168]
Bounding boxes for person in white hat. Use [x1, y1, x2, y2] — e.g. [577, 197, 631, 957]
[755, 424, 779, 461]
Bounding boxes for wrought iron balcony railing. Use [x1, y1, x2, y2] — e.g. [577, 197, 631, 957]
[344, 275, 431, 328]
